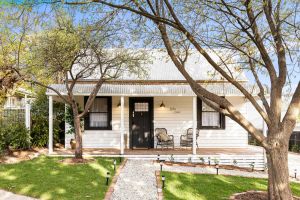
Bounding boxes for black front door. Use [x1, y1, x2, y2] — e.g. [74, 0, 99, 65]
[129, 97, 154, 149]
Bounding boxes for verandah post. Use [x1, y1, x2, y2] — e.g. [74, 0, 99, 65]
[25, 94, 31, 131]
[48, 95, 53, 154]
[120, 96, 125, 155]
[192, 96, 197, 155]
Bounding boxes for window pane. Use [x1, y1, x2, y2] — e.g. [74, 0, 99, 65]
[202, 101, 218, 112]
[135, 103, 149, 112]
[202, 112, 220, 127]
[89, 113, 108, 127]
[90, 98, 108, 112]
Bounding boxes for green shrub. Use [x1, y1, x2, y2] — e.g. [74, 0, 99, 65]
[0, 122, 31, 154]
[291, 144, 300, 153]
[65, 104, 83, 134]
[30, 88, 64, 147]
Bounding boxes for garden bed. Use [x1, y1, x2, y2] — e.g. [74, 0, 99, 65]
[58, 158, 96, 164]
[0, 148, 47, 164]
[157, 160, 261, 172]
[230, 191, 300, 200]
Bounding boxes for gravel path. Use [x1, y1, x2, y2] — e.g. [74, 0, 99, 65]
[0, 190, 37, 200]
[111, 160, 158, 200]
[289, 153, 300, 175]
[159, 163, 268, 178]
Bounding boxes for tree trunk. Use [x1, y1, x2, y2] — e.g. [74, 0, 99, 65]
[71, 101, 83, 160]
[266, 152, 276, 200]
[74, 115, 83, 159]
[266, 134, 293, 200]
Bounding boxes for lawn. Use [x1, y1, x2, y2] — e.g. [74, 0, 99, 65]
[0, 156, 121, 200]
[161, 172, 300, 200]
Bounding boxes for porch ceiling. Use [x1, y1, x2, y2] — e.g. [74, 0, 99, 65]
[46, 83, 265, 97]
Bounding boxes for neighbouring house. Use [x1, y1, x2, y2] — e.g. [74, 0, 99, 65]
[46, 50, 268, 168]
[3, 88, 33, 110]
[286, 91, 300, 150]
[1, 88, 33, 129]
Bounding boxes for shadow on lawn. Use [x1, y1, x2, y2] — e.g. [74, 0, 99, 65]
[0, 156, 120, 200]
[162, 172, 300, 200]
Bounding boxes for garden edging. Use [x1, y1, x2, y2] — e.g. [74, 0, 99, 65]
[104, 158, 128, 200]
[155, 170, 164, 200]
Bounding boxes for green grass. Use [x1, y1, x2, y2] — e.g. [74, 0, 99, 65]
[161, 172, 300, 200]
[0, 156, 122, 200]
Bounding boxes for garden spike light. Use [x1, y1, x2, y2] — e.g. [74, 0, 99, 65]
[216, 164, 219, 175]
[162, 175, 165, 189]
[160, 161, 163, 172]
[106, 172, 110, 186]
[113, 160, 116, 171]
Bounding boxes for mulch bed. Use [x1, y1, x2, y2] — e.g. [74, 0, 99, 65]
[158, 160, 261, 172]
[230, 191, 300, 200]
[0, 148, 47, 164]
[58, 158, 96, 165]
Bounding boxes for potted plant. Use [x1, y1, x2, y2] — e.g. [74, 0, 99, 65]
[65, 105, 83, 150]
[70, 139, 76, 149]
[199, 157, 205, 164]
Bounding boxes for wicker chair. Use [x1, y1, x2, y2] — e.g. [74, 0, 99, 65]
[155, 128, 174, 149]
[180, 128, 199, 148]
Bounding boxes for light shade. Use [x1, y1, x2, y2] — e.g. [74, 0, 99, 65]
[117, 101, 121, 107]
[160, 101, 165, 108]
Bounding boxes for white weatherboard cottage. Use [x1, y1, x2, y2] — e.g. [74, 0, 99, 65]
[46, 50, 266, 168]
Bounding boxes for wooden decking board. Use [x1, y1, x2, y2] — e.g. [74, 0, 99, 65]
[52, 147, 264, 156]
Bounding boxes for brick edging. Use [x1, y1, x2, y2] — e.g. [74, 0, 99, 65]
[104, 158, 128, 200]
[155, 170, 164, 200]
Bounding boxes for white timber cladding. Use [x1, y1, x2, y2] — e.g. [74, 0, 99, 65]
[65, 95, 249, 148]
[65, 96, 130, 148]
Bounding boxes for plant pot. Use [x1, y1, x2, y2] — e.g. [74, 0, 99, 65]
[70, 139, 76, 150]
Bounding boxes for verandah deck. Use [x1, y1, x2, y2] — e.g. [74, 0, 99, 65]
[51, 146, 264, 156]
[51, 146, 265, 169]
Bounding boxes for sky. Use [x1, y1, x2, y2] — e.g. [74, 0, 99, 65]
[2, 0, 299, 94]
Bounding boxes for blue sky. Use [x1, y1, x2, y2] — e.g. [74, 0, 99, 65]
[3, 0, 299, 91]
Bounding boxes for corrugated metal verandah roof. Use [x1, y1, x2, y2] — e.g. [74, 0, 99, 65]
[46, 83, 267, 97]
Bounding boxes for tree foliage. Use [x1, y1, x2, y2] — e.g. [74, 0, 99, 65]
[54, 0, 299, 198]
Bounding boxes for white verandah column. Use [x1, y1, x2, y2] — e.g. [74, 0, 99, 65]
[192, 96, 197, 155]
[48, 96, 53, 154]
[25, 94, 31, 130]
[120, 96, 125, 155]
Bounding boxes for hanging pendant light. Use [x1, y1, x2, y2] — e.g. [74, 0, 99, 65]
[160, 101, 165, 108]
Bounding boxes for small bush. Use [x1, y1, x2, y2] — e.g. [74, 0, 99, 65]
[291, 144, 300, 153]
[30, 88, 64, 147]
[0, 122, 31, 154]
[65, 104, 83, 134]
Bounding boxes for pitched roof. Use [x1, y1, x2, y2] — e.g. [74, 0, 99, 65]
[76, 49, 248, 82]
